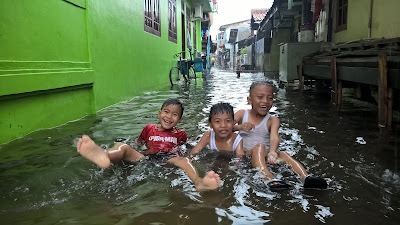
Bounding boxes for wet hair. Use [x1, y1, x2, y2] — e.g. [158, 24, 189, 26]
[208, 102, 234, 122]
[249, 81, 273, 95]
[161, 98, 184, 118]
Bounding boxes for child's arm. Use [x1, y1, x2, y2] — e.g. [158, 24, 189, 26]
[136, 124, 152, 150]
[189, 131, 211, 155]
[233, 110, 254, 131]
[235, 140, 245, 158]
[267, 116, 280, 164]
[233, 110, 243, 132]
[235, 122, 254, 131]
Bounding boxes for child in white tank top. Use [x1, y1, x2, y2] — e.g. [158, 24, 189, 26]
[234, 81, 327, 191]
[190, 103, 244, 158]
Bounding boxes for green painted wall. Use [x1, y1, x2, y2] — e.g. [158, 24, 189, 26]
[0, 0, 201, 143]
[333, 0, 400, 43]
[0, 0, 94, 143]
[89, 0, 179, 110]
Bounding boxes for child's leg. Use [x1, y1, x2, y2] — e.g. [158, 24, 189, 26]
[77, 135, 144, 168]
[248, 144, 290, 191]
[107, 143, 145, 163]
[277, 151, 308, 180]
[278, 152, 327, 189]
[247, 144, 275, 180]
[167, 157, 220, 191]
[77, 135, 111, 168]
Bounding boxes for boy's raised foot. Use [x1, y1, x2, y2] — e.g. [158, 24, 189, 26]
[77, 135, 111, 168]
[195, 171, 221, 192]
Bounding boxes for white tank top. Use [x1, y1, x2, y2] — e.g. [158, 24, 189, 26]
[209, 130, 242, 152]
[238, 110, 271, 150]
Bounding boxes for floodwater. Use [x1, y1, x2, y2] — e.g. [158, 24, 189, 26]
[0, 69, 399, 224]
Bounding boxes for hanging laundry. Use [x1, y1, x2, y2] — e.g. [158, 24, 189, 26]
[314, 0, 322, 23]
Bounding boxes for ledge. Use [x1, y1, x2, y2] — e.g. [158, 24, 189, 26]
[0, 70, 94, 98]
[0, 60, 94, 98]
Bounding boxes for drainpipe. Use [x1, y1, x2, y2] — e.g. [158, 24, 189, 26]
[368, 0, 373, 38]
[327, 0, 332, 42]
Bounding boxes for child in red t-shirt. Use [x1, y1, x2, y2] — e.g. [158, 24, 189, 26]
[77, 98, 220, 191]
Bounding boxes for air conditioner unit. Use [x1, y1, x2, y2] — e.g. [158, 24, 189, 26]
[191, 5, 202, 21]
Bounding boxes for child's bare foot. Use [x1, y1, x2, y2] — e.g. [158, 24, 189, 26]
[77, 135, 111, 168]
[195, 171, 221, 192]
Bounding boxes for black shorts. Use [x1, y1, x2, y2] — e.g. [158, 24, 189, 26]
[145, 152, 181, 162]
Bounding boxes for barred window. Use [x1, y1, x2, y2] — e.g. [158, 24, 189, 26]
[168, 0, 177, 43]
[144, 0, 161, 37]
[336, 0, 347, 32]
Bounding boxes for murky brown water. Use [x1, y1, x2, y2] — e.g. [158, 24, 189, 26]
[0, 68, 399, 224]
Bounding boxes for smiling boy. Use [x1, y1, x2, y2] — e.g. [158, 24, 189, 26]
[190, 102, 244, 157]
[234, 81, 327, 191]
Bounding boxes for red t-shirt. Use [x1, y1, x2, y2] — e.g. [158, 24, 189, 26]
[138, 124, 187, 154]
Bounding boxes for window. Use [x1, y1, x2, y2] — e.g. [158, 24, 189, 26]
[336, 0, 348, 31]
[144, 0, 161, 36]
[168, 0, 177, 43]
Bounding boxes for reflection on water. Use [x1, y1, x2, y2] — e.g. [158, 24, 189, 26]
[0, 68, 399, 224]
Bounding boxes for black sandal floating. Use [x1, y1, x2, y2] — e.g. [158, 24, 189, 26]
[266, 179, 290, 192]
[304, 175, 328, 189]
[114, 138, 127, 142]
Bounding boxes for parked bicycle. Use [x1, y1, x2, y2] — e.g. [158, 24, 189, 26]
[169, 49, 197, 87]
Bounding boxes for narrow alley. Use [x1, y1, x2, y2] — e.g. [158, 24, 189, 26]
[0, 68, 399, 224]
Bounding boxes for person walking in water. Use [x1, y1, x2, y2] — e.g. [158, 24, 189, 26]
[77, 98, 220, 192]
[234, 81, 327, 191]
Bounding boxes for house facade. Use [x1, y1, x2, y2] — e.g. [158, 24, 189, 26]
[255, 0, 400, 78]
[218, 20, 251, 70]
[234, 0, 399, 125]
[328, 0, 400, 43]
[0, 0, 216, 143]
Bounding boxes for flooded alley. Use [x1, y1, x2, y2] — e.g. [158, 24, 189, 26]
[0, 69, 399, 224]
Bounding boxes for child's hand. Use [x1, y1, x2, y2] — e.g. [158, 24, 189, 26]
[267, 152, 279, 164]
[240, 122, 254, 131]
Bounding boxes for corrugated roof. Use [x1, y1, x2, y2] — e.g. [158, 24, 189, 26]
[251, 9, 267, 22]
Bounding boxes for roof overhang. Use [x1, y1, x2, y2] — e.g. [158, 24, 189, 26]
[188, 0, 213, 13]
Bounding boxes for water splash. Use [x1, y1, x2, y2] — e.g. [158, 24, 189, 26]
[356, 137, 367, 145]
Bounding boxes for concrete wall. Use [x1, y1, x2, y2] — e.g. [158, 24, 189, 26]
[0, 0, 201, 143]
[255, 38, 264, 71]
[264, 28, 291, 77]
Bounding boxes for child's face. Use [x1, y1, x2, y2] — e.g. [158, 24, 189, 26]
[209, 113, 234, 138]
[158, 104, 183, 130]
[247, 85, 274, 116]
